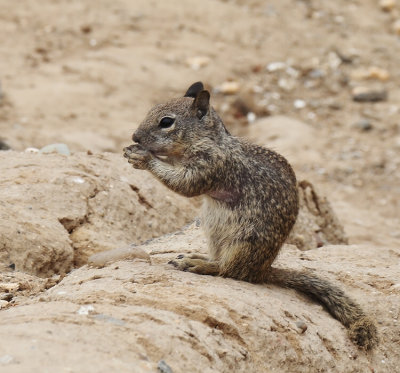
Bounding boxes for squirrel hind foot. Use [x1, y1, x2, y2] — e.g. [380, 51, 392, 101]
[348, 316, 379, 350]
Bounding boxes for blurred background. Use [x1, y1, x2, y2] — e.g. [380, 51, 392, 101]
[0, 0, 399, 245]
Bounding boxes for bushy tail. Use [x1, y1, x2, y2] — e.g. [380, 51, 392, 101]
[267, 267, 378, 350]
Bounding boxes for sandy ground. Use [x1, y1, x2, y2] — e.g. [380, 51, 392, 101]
[0, 0, 399, 372]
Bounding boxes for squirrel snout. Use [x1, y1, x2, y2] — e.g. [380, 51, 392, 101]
[132, 132, 141, 144]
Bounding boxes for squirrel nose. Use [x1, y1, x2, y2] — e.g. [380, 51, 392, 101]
[132, 132, 140, 144]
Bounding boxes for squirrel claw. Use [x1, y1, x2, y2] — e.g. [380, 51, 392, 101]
[168, 259, 189, 271]
[123, 144, 152, 170]
[168, 257, 192, 271]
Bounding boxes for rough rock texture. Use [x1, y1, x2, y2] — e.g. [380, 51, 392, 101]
[288, 180, 348, 250]
[0, 224, 398, 373]
[0, 151, 196, 276]
[0, 271, 51, 306]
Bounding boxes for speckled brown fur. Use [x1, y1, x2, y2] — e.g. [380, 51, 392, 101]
[123, 82, 378, 350]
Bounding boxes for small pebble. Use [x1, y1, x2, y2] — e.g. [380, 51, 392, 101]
[0, 282, 19, 292]
[266, 61, 286, 72]
[278, 78, 296, 91]
[185, 56, 210, 70]
[308, 69, 325, 79]
[0, 139, 10, 151]
[215, 81, 240, 95]
[0, 355, 14, 365]
[77, 305, 94, 315]
[295, 320, 308, 334]
[380, 0, 396, 12]
[293, 99, 306, 109]
[80, 24, 92, 34]
[286, 66, 300, 78]
[0, 300, 9, 309]
[25, 147, 39, 153]
[328, 102, 342, 110]
[352, 87, 388, 102]
[70, 176, 85, 184]
[367, 67, 390, 81]
[158, 360, 173, 373]
[328, 51, 341, 70]
[0, 293, 13, 301]
[246, 112, 256, 123]
[351, 67, 389, 81]
[353, 119, 373, 131]
[393, 19, 400, 35]
[40, 143, 70, 155]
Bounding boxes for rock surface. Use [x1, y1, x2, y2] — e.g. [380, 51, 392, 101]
[0, 224, 398, 373]
[0, 151, 196, 276]
[288, 180, 348, 250]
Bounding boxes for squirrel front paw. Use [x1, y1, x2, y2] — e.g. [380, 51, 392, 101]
[123, 144, 152, 170]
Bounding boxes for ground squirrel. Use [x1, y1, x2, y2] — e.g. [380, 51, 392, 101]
[123, 82, 378, 350]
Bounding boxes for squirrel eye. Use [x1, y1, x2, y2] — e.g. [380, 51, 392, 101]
[159, 116, 175, 129]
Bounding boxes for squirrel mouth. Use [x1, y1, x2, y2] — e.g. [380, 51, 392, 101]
[137, 143, 178, 163]
[134, 143, 169, 161]
[147, 149, 169, 161]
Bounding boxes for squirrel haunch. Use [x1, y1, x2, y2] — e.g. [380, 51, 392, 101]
[123, 81, 378, 350]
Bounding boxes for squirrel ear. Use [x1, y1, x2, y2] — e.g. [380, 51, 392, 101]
[192, 90, 210, 119]
[184, 82, 204, 98]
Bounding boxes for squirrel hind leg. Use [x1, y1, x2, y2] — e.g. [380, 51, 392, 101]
[348, 316, 379, 350]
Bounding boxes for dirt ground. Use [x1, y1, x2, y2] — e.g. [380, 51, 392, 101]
[0, 0, 399, 372]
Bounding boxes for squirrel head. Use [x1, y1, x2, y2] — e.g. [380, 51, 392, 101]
[132, 82, 228, 159]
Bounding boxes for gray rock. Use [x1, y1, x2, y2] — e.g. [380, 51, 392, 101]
[353, 119, 373, 131]
[295, 320, 308, 334]
[0, 293, 13, 301]
[40, 143, 71, 156]
[352, 89, 388, 103]
[0, 355, 14, 365]
[158, 360, 173, 373]
[0, 139, 10, 151]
